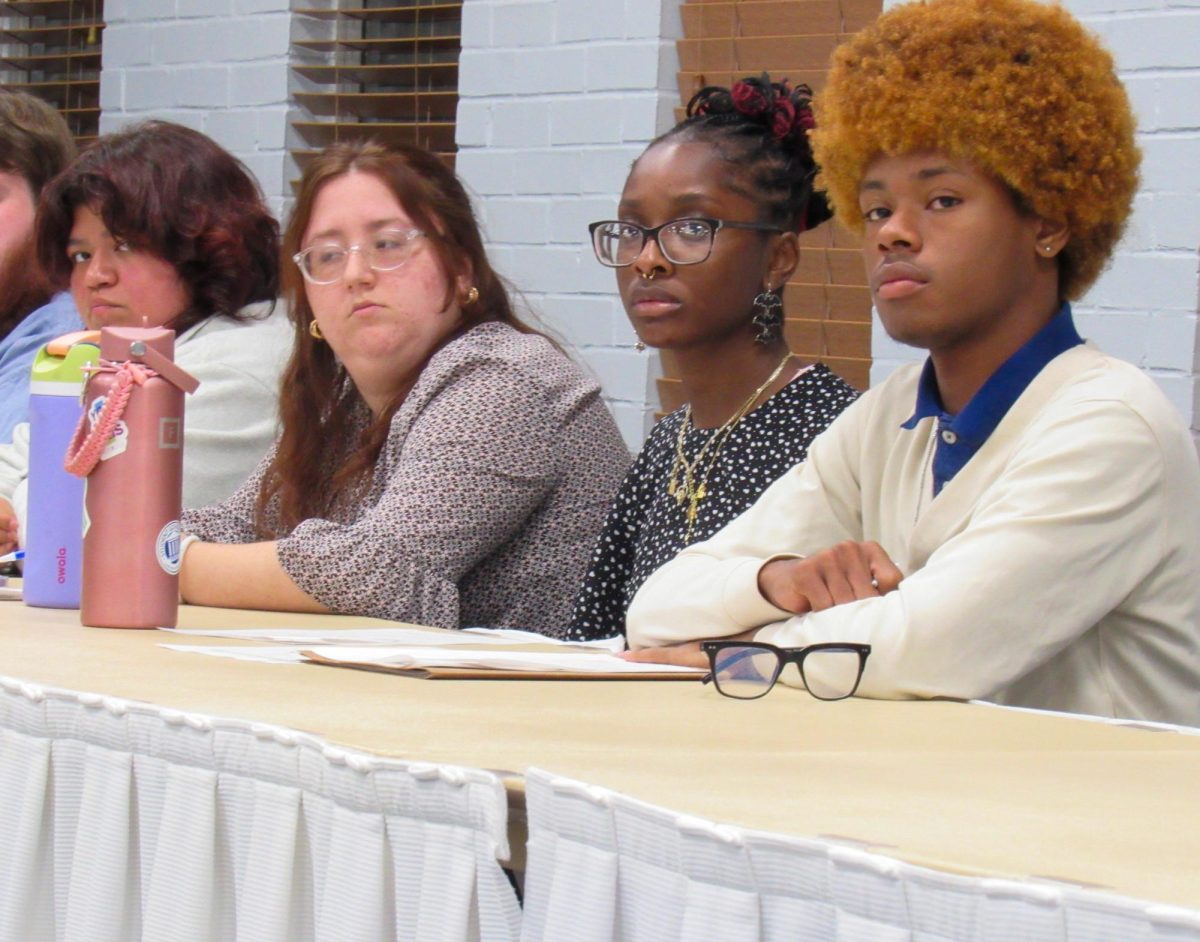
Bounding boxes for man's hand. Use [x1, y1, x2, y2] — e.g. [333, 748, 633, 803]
[758, 541, 903, 615]
[0, 498, 19, 557]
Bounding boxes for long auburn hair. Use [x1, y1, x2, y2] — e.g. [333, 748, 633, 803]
[257, 139, 541, 535]
[36, 121, 279, 334]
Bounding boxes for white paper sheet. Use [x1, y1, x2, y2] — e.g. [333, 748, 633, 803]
[160, 625, 625, 652]
[300, 645, 703, 674]
[160, 642, 697, 675]
[159, 644, 307, 664]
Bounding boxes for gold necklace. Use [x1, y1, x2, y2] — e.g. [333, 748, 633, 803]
[668, 352, 793, 541]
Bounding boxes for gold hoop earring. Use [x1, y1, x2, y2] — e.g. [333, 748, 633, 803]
[309, 319, 323, 341]
[464, 286, 480, 305]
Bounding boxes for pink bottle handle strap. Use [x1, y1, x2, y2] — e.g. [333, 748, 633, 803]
[64, 360, 155, 478]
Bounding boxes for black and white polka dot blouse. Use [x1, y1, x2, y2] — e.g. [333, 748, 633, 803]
[566, 363, 858, 641]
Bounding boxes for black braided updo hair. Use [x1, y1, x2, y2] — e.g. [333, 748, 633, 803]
[645, 74, 831, 233]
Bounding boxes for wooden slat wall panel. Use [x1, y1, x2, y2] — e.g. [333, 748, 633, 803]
[0, 0, 103, 145]
[289, 1, 462, 182]
[661, 0, 882, 406]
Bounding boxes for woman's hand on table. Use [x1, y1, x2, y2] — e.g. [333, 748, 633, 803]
[0, 498, 19, 556]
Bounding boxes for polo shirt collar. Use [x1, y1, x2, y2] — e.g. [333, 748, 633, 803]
[900, 303, 1083, 494]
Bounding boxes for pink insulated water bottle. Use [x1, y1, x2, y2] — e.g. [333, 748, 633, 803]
[65, 325, 199, 628]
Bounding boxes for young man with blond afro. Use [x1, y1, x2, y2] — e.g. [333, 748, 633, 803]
[625, 0, 1200, 725]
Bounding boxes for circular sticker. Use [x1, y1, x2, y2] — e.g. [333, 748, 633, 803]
[157, 520, 182, 575]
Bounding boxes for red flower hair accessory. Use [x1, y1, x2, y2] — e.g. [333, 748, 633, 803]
[730, 77, 814, 141]
[731, 80, 770, 117]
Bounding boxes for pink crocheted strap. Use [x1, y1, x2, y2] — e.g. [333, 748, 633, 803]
[64, 360, 157, 478]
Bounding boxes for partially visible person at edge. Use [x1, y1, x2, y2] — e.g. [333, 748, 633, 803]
[179, 140, 630, 635]
[566, 76, 858, 642]
[0, 91, 79, 445]
[625, 0, 1200, 726]
[0, 120, 292, 554]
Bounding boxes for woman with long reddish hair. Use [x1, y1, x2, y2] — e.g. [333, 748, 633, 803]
[0, 120, 290, 554]
[179, 140, 629, 634]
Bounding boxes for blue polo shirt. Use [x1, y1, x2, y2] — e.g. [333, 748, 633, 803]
[0, 292, 84, 444]
[901, 304, 1083, 496]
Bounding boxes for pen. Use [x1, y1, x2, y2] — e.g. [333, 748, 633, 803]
[0, 550, 25, 564]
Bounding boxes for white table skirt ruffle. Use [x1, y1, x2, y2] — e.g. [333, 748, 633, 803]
[0, 675, 521, 942]
[520, 767, 1200, 942]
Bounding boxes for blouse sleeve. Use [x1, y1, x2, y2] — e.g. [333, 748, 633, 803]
[274, 355, 565, 627]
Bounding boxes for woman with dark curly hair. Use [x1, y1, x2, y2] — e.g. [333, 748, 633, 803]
[626, 0, 1200, 725]
[566, 75, 858, 642]
[176, 140, 629, 633]
[0, 121, 290, 552]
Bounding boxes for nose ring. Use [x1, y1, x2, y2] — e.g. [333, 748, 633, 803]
[640, 270, 656, 281]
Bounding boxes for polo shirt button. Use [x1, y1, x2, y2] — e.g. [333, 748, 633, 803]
[941, 429, 958, 445]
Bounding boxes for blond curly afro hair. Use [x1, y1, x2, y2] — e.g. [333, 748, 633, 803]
[812, 0, 1139, 299]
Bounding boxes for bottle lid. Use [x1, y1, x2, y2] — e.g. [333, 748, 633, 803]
[98, 324, 199, 394]
[99, 325, 176, 362]
[31, 335, 101, 384]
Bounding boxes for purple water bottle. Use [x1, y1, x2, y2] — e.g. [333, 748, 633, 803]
[24, 331, 99, 608]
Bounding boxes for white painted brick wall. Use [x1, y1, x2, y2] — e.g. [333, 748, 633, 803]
[98, 0, 293, 218]
[456, 0, 683, 451]
[93, 0, 1198, 444]
[871, 0, 1200, 439]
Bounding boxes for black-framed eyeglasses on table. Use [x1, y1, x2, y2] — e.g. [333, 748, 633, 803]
[700, 640, 871, 701]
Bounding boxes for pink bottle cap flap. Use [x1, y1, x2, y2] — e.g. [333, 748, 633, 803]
[100, 325, 175, 361]
[98, 325, 200, 394]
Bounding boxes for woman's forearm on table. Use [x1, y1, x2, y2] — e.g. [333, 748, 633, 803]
[180, 539, 329, 613]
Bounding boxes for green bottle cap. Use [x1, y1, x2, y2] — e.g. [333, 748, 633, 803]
[31, 338, 100, 387]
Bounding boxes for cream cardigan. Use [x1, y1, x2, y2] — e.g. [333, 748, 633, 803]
[627, 344, 1200, 725]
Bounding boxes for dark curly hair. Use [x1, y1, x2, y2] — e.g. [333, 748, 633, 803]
[813, 0, 1139, 299]
[645, 74, 831, 233]
[36, 120, 279, 332]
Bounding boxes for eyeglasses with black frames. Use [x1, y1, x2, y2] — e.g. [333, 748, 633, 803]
[588, 217, 784, 268]
[293, 228, 425, 285]
[700, 640, 871, 701]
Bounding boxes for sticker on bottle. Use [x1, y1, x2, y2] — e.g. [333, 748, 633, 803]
[157, 520, 182, 575]
[88, 395, 129, 461]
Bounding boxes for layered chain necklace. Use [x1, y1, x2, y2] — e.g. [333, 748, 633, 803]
[667, 352, 792, 541]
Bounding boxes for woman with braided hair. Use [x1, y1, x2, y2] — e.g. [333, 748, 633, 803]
[566, 75, 858, 642]
[626, 0, 1200, 725]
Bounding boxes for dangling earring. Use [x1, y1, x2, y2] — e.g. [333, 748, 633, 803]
[750, 287, 784, 345]
[464, 286, 480, 305]
[308, 319, 324, 341]
[634, 340, 646, 352]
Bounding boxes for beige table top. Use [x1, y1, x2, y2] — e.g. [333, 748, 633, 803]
[2, 601, 1198, 909]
